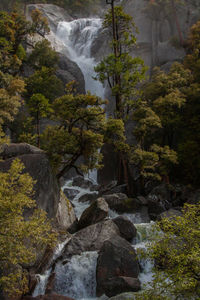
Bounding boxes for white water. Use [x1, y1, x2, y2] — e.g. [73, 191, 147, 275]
[33, 17, 154, 300]
[56, 18, 104, 98]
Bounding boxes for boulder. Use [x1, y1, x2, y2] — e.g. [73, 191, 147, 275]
[147, 183, 172, 219]
[62, 219, 120, 257]
[72, 176, 94, 189]
[158, 208, 182, 221]
[103, 193, 137, 213]
[63, 188, 79, 201]
[101, 277, 141, 297]
[78, 198, 109, 229]
[0, 143, 60, 221]
[96, 235, 140, 297]
[56, 191, 77, 232]
[78, 192, 98, 203]
[113, 216, 137, 241]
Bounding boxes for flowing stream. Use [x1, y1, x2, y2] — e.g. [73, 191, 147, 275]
[33, 180, 154, 299]
[33, 17, 154, 299]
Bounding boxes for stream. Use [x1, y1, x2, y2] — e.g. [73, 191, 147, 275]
[33, 17, 154, 299]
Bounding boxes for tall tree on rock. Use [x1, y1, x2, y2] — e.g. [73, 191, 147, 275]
[95, 1, 146, 191]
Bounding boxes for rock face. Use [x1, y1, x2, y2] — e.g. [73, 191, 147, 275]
[113, 216, 137, 242]
[62, 219, 120, 257]
[78, 197, 109, 229]
[56, 191, 77, 232]
[26, 4, 73, 32]
[0, 143, 59, 220]
[0, 143, 75, 230]
[96, 235, 140, 297]
[56, 54, 85, 94]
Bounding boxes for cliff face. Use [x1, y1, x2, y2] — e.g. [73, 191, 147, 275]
[123, 0, 200, 72]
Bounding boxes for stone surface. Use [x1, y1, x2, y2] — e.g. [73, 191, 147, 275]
[96, 235, 140, 297]
[63, 188, 79, 201]
[56, 54, 85, 94]
[113, 216, 137, 241]
[103, 193, 136, 213]
[72, 176, 94, 189]
[147, 183, 172, 219]
[56, 191, 77, 231]
[158, 208, 182, 221]
[78, 192, 98, 203]
[78, 197, 109, 229]
[62, 219, 120, 257]
[0, 143, 60, 221]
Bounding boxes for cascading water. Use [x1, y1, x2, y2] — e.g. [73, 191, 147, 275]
[56, 18, 105, 183]
[33, 17, 154, 300]
[56, 18, 104, 98]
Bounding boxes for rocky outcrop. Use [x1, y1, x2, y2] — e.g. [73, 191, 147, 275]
[109, 292, 137, 300]
[113, 216, 137, 242]
[62, 219, 120, 257]
[96, 235, 140, 297]
[56, 54, 85, 94]
[26, 4, 72, 32]
[72, 176, 95, 189]
[78, 197, 109, 229]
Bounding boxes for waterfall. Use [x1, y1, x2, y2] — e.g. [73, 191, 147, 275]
[56, 18, 104, 98]
[56, 18, 105, 183]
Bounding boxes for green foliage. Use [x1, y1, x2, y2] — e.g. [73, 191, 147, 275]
[27, 39, 59, 70]
[25, 66, 64, 102]
[39, 81, 126, 178]
[95, 4, 147, 119]
[136, 203, 200, 299]
[0, 159, 57, 297]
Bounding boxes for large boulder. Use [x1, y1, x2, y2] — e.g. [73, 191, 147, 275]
[147, 183, 172, 219]
[63, 188, 79, 201]
[113, 216, 137, 242]
[0, 143, 60, 221]
[103, 193, 137, 213]
[78, 197, 109, 229]
[96, 235, 140, 297]
[56, 191, 77, 232]
[78, 192, 98, 203]
[158, 208, 182, 221]
[62, 219, 120, 258]
[72, 175, 94, 189]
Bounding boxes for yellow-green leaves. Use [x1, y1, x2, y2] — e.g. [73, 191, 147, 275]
[0, 159, 57, 297]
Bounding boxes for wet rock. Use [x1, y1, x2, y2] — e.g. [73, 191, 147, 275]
[78, 192, 98, 203]
[96, 235, 140, 297]
[63, 188, 79, 201]
[78, 198, 109, 229]
[101, 277, 141, 297]
[103, 193, 136, 213]
[56, 191, 77, 231]
[113, 216, 137, 241]
[56, 54, 85, 94]
[62, 219, 120, 257]
[147, 183, 172, 219]
[72, 176, 94, 189]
